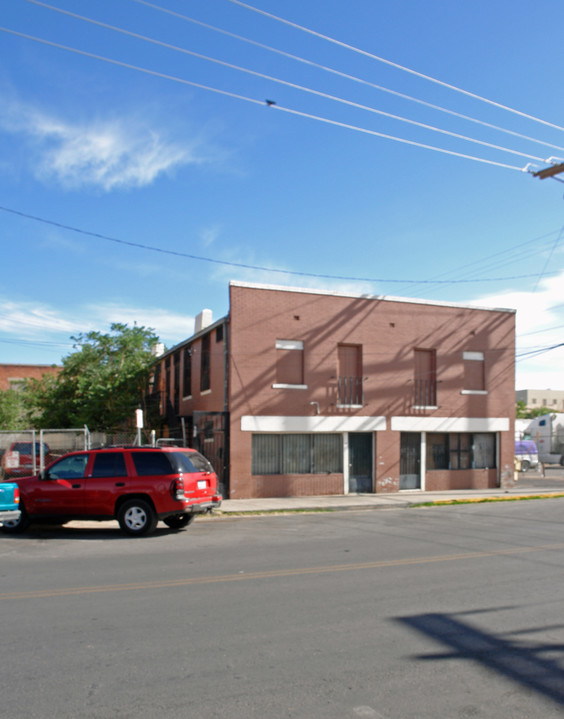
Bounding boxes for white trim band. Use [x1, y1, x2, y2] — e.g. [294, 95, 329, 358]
[241, 415, 387, 433]
[391, 416, 509, 432]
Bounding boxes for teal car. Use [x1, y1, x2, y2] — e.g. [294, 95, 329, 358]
[0, 481, 21, 527]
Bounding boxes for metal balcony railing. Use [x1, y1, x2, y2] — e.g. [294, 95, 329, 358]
[338, 376, 363, 406]
[414, 379, 437, 407]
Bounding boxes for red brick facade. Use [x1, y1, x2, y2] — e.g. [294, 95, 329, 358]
[157, 282, 516, 499]
[0, 364, 61, 391]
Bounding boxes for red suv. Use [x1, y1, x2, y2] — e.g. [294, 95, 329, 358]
[1, 446, 222, 536]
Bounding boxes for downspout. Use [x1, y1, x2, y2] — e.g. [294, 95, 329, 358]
[223, 318, 230, 412]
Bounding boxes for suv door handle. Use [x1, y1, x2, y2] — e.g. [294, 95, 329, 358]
[72, 484, 81, 489]
[115, 482, 125, 487]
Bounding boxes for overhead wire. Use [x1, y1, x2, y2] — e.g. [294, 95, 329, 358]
[0, 205, 559, 286]
[394, 230, 564, 299]
[532, 224, 564, 293]
[226, 0, 564, 134]
[516, 342, 564, 360]
[128, 0, 564, 156]
[0, 25, 527, 172]
[19, 1, 546, 165]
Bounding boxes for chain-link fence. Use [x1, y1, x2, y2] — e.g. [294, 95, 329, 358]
[0, 428, 90, 480]
[0, 427, 188, 480]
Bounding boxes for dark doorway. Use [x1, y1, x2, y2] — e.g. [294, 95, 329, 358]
[349, 433, 373, 493]
[400, 432, 421, 489]
[193, 411, 229, 499]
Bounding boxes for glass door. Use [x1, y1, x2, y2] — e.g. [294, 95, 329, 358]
[400, 432, 421, 489]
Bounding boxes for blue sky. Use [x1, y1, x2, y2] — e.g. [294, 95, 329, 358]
[1, 0, 563, 390]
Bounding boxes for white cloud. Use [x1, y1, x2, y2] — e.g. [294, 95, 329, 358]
[86, 303, 196, 343]
[0, 299, 78, 336]
[468, 270, 564, 391]
[0, 298, 195, 351]
[0, 98, 209, 191]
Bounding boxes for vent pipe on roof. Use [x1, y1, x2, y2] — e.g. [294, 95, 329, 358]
[195, 309, 213, 333]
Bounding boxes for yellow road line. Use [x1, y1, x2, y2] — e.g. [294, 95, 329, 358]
[2, 542, 564, 600]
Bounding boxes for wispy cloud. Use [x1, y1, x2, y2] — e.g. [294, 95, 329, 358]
[0, 97, 211, 191]
[0, 297, 196, 350]
[200, 225, 222, 247]
[0, 299, 78, 336]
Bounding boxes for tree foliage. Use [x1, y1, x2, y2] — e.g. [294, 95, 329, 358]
[516, 400, 553, 420]
[0, 389, 27, 430]
[24, 323, 160, 430]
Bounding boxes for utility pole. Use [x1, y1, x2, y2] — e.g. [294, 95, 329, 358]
[532, 161, 564, 181]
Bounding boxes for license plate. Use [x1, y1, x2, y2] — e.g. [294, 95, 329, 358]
[197, 480, 207, 489]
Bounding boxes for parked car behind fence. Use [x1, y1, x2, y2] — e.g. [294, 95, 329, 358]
[514, 439, 539, 472]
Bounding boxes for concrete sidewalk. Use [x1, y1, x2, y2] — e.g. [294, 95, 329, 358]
[217, 482, 564, 514]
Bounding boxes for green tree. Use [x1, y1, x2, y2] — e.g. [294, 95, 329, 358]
[24, 323, 160, 430]
[0, 388, 27, 430]
[515, 401, 553, 420]
[516, 400, 529, 419]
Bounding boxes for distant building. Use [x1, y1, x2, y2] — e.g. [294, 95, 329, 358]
[0, 363, 61, 392]
[516, 389, 564, 412]
[153, 282, 516, 499]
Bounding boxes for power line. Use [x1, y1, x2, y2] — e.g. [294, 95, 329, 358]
[0, 337, 72, 348]
[532, 224, 564, 293]
[19, 2, 545, 164]
[0, 204, 559, 285]
[394, 230, 564, 299]
[226, 0, 564, 134]
[0, 25, 527, 171]
[520, 323, 564, 337]
[516, 342, 564, 360]
[271, 105, 525, 170]
[0, 25, 266, 106]
[129, 0, 564, 156]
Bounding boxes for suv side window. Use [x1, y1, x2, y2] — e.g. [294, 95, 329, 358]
[170, 451, 213, 474]
[49, 454, 89, 480]
[91, 452, 127, 478]
[131, 451, 174, 476]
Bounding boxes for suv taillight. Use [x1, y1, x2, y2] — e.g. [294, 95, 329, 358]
[170, 476, 185, 501]
[14, 487, 20, 505]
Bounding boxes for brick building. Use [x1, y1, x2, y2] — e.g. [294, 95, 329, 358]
[0, 363, 61, 391]
[155, 282, 516, 499]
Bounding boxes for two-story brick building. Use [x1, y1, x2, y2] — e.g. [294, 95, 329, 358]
[154, 282, 515, 499]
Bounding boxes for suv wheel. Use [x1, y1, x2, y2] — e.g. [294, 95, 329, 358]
[1, 504, 30, 534]
[117, 499, 157, 536]
[163, 514, 195, 530]
[520, 460, 530, 472]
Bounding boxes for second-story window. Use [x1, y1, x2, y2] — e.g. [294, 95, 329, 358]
[463, 351, 485, 392]
[200, 334, 211, 392]
[414, 348, 437, 407]
[274, 340, 304, 387]
[337, 344, 363, 406]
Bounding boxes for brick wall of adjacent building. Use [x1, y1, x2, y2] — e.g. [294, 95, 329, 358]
[0, 363, 61, 391]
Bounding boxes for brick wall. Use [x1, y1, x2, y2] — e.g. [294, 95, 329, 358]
[0, 364, 61, 391]
[228, 283, 515, 498]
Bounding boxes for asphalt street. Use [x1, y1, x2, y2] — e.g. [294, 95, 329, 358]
[2, 495, 564, 718]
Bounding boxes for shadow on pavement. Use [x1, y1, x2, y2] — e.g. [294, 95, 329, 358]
[396, 610, 564, 708]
